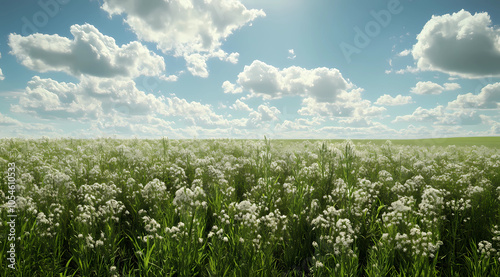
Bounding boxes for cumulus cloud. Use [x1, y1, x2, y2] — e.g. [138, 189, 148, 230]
[184, 53, 210, 78]
[275, 117, 323, 132]
[90, 115, 175, 138]
[288, 49, 296, 59]
[0, 52, 4, 80]
[448, 82, 500, 109]
[233, 60, 356, 102]
[250, 105, 281, 122]
[99, 0, 264, 77]
[10, 75, 249, 135]
[393, 106, 445, 123]
[222, 81, 243, 94]
[316, 122, 398, 139]
[398, 49, 410, 57]
[275, 120, 310, 132]
[228, 60, 385, 124]
[230, 99, 252, 112]
[393, 105, 483, 125]
[395, 66, 419, 75]
[239, 104, 281, 130]
[160, 74, 179, 82]
[412, 9, 500, 78]
[410, 81, 460, 95]
[224, 99, 281, 129]
[437, 110, 483, 125]
[8, 23, 165, 78]
[375, 94, 413, 106]
[164, 96, 237, 127]
[11, 76, 168, 120]
[298, 92, 386, 118]
[338, 117, 373, 127]
[444, 83, 461, 91]
[0, 112, 20, 126]
[490, 123, 500, 135]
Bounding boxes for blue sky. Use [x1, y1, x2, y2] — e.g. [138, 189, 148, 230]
[0, 0, 499, 139]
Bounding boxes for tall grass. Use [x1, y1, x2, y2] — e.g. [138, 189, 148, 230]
[0, 138, 499, 276]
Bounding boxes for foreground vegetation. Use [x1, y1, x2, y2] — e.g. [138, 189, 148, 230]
[1, 138, 499, 276]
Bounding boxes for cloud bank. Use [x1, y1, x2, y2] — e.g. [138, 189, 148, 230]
[9, 24, 165, 78]
[412, 9, 500, 78]
[99, 0, 265, 77]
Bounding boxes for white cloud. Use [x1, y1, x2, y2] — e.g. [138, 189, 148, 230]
[410, 81, 460, 95]
[288, 49, 296, 59]
[395, 66, 419, 74]
[444, 83, 461, 91]
[228, 100, 281, 128]
[412, 9, 500, 78]
[230, 99, 252, 112]
[90, 115, 174, 138]
[315, 122, 398, 139]
[11, 76, 168, 120]
[228, 60, 385, 124]
[448, 82, 500, 109]
[184, 53, 209, 78]
[298, 92, 386, 118]
[398, 49, 410, 57]
[8, 24, 165, 78]
[234, 60, 356, 102]
[338, 117, 373, 127]
[393, 105, 484, 125]
[275, 120, 310, 131]
[398, 124, 470, 139]
[375, 94, 413, 106]
[0, 112, 20, 126]
[250, 105, 280, 122]
[393, 106, 445, 123]
[10, 75, 255, 137]
[437, 110, 483, 125]
[182, 51, 239, 77]
[163, 96, 237, 127]
[99, 0, 264, 77]
[275, 117, 323, 132]
[160, 74, 179, 82]
[222, 81, 243, 94]
[411, 81, 443, 95]
[0, 52, 4, 81]
[0, 112, 69, 137]
[490, 122, 500, 134]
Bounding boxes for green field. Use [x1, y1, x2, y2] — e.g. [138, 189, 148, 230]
[354, 137, 500, 148]
[1, 138, 500, 276]
[271, 136, 500, 148]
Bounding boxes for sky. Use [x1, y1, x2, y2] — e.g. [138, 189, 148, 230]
[0, 0, 499, 139]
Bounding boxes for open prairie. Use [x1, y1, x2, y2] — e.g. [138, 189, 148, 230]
[1, 138, 499, 276]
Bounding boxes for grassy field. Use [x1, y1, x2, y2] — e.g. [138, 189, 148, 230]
[273, 136, 500, 148]
[0, 137, 499, 276]
[354, 137, 500, 148]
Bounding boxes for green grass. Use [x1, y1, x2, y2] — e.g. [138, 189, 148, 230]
[272, 136, 500, 148]
[0, 137, 499, 276]
[355, 137, 500, 147]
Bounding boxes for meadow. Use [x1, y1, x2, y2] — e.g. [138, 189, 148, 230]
[0, 137, 499, 276]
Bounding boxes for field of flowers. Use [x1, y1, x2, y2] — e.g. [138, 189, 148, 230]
[0, 138, 499, 276]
